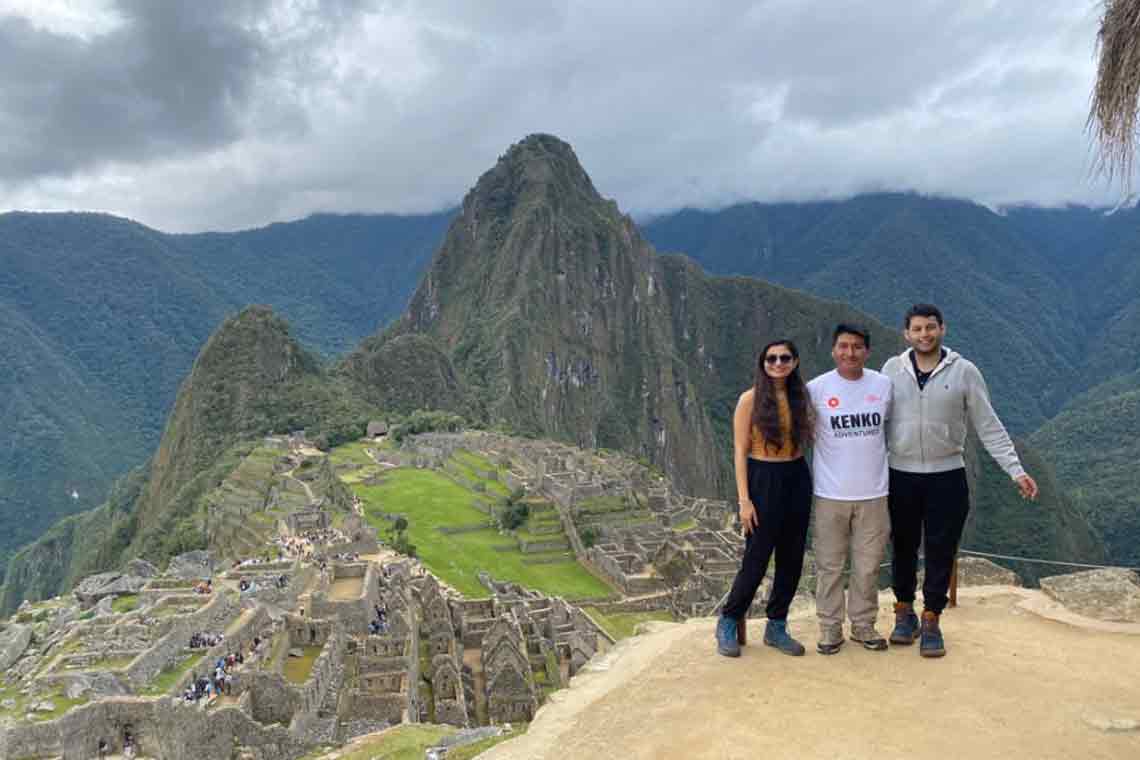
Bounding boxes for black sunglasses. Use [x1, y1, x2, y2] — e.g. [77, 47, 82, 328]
[765, 353, 795, 365]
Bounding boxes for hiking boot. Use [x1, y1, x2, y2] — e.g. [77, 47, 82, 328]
[850, 626, 888, 651]
[919, 611, 946, 658]
[816, 639, 843, 655]
[817, 625, 843, 655]
[890, 602, 920, 645]
[763, 619, 806, 656]
[716, 615, 741, 657]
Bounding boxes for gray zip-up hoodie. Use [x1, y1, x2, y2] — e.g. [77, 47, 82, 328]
[882, 347, 1025, 479]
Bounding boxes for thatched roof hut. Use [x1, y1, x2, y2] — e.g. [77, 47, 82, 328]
[1091, 0, 1140, 186]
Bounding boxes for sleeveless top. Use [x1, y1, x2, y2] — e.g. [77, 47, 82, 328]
[750, 391, 800, 459]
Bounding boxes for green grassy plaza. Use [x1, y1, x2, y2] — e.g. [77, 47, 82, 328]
[283, 645, 323, 684]
[344, 458, 613, 600]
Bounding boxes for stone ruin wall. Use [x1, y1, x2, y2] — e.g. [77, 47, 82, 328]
[0, 697, 308, 760]
[124, 591, 241, 690]
[235, 563, 314, 610]
[480, 615, 538, 724]
[343, 630, 418, 726]
[244, 670, 302, 727]
[308, 563, 380, 636]
[288, 623, 346, 745]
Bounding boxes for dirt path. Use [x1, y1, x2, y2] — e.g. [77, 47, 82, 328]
[463, 648, 488, 724]
[481, 587, 1140, 760]
[283, 467, 315, 503]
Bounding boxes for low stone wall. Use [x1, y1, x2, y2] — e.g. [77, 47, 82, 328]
[246, 670, 302, 726]
[0, 697, 311, 760]
[346, 692, 408, 724]
[590, 593, 673, 614]
[518, 537, 571, 553]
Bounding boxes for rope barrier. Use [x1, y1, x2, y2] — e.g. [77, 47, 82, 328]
[957, 548, 1140, 572]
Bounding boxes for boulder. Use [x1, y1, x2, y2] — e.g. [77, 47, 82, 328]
[166, 550, 217, 580]
[0, 622, 32, 670]
[1039, 568, 1140, 623]
[125, 558, 159, 578]
[73, 571, 148, 606]
[956, 557, 1022, 587]
[30, 700, 55, 713]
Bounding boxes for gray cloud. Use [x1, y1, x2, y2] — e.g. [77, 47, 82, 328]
[0, 2, 273, 178]
[0, 0, 1120, 231]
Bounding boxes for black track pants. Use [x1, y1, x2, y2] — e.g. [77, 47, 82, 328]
[722, 457, 812, 621]
[888, 467, 969, 615]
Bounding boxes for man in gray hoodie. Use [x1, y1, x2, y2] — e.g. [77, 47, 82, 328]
[883, 303, 1038, 657]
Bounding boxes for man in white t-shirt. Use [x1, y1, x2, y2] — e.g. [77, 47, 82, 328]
[807, 324, 893, 654]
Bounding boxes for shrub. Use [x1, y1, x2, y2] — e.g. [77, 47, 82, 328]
[498, 501, 529, 531]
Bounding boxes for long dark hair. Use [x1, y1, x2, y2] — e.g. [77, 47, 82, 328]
[751, 339, 814, 453]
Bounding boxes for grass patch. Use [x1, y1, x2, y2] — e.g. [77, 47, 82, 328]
[582, 607, 675, 640]
[139, 652, 203, 696]
[111, 594, 139, 614]
[0, 682, 89, 722]
[334, 724, 457, 760]
[445, 727, 525, 759]
[283, 645, 323, 684]
[73, 654, 136, 671]
[354, 468, 612, 600]
[671, 518, 697, 532]
[328, 440, 378, 467]
[448, 455, 510, 497]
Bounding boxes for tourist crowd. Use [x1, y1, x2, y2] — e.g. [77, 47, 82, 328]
[189, 631, 224, 649]
[368, 604, 388, 634]
[182, 637, 265, 704]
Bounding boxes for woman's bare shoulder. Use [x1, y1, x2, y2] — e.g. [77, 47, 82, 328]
[736, 387, 755, 409]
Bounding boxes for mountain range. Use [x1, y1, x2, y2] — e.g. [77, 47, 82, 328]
[2, 134, 1114, 611]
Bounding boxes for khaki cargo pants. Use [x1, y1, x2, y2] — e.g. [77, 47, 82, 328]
[813, 495, 890, 644]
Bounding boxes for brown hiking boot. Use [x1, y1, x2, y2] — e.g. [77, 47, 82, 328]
[919, 610, 946, 658]
[890, 602, 919, 645]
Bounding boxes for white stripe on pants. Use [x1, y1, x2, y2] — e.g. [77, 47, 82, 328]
[813, 495, 889, 642]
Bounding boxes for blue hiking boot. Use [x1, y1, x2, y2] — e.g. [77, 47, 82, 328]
[919, 611, 946, 658]
[763, 619, 805, 656]
[716, 615, 741, 657]
[890, 602, 920, 645]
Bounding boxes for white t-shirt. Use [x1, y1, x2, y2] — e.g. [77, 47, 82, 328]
[807, 369, 892, 500]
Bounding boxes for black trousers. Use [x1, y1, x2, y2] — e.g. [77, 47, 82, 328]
[888, 468, 969, 615]
[722, 457, 812, 621]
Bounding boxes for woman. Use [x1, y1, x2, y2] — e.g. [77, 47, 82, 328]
[716, 339, 814, 657]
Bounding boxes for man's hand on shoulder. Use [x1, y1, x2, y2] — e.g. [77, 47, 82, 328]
[1016, 473, 1039, 501]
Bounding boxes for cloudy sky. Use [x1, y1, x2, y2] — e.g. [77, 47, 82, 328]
[0, 0, 1119, 232]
